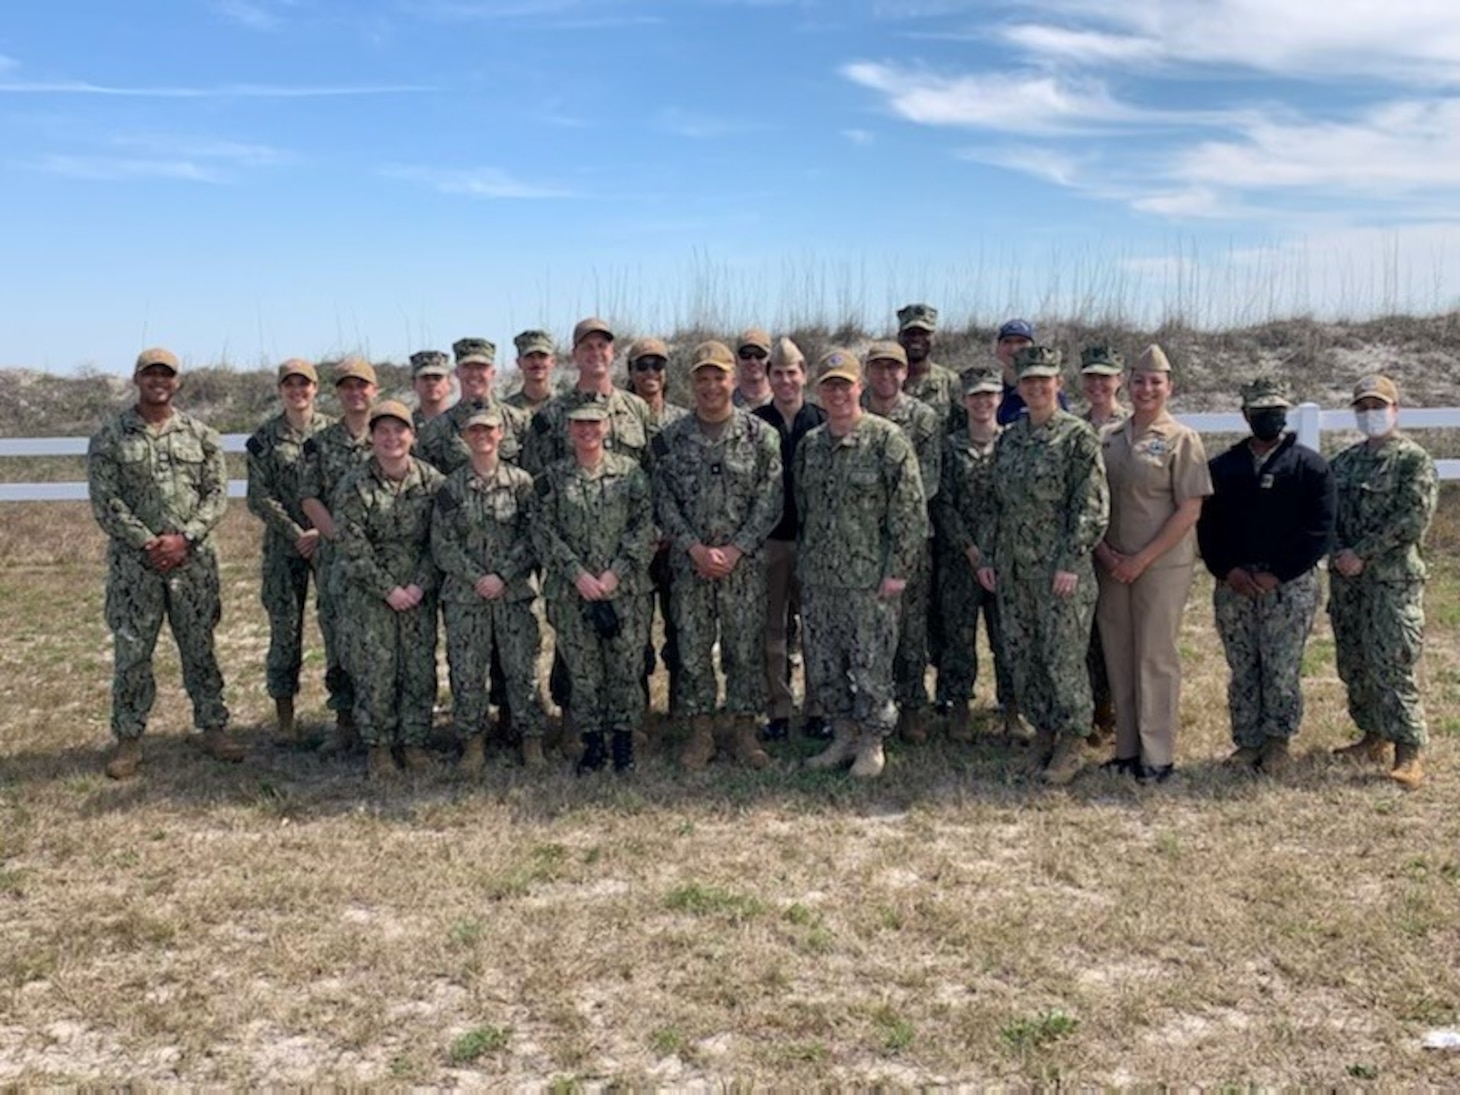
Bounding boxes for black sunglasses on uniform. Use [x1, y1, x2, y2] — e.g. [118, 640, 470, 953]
[632, 358, 667, 372]
[738, 348, 768, 361]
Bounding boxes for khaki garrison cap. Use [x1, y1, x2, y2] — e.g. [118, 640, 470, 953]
[1134, 344, 1173, 373]
[770, 337, 805, 368]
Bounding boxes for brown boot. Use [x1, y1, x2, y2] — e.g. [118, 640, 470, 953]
[1390, 742, 1424, 790]
[319, 710, 360, 758]
[1041, 734, 1084, 786]
[400, 745, 437, 773]
[459, 735, 486, 776]
[1027, 725, 1057, 771]
[729, 716, 771, 770]
[1333, 731, 1386, 765]
[1002, 703, 1032, 744]
[897, 708, 927, 745]
[946, 705, 974, 744]
[271, 696, 298, 745]
[849, 731, 886, 779]
[1089, 698, 1116, 746]
[806, 721, 859, 771]
[1258, 737, 1290, 776]
[679, 714, 717, 771]
[199, 729, 246, 763]
[520, 737, 546, 769]
[105, 738, 142, 780]
[1224, 744, 1263, 770]
[367, 745, 397, 781]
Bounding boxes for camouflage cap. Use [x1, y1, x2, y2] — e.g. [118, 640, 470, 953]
[410, 349, 451, 378]
[691, 340, 735, 372]
[514, 329, 556, 357]
[1351, 374, 1398, 406]
[1014, 344, 1063, 379]
[453, 338, 496, 367]
[276, 357, 318, 384]
[628, 336, 670, 364]
[814, 348, 863, 385]
[1134, 344, 1172, 373]
[897, 303, 938, 332]
[1240, 376, 1292, 410]
[961, 365, 1004, 395]
[736, 327, 772, 354]
[572, 317, 614, 346]
[463, 405, 503, 429]
[134, 347, 180, 376]
[866, 340, 909, 368]
[997, 318, 1036, 342]
[566, 393, 611, 422]
[770, 336, 805, 368]
[368, 399, 413, 428]
[1079, 345, 1124, 376]
[334, 357, 378, 386]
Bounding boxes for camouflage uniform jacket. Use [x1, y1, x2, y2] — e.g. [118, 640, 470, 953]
[1082, 405, 1129, 434]
[523, 388, 654, 475]
[300, 419, 371, 511]
[794, 414, 928, 590]
[431, 461, 538, 604]
[652, 410, 783, 562]
[530, 453, 655, 601]
[861, 390, 943, 504]
[1329, 435, 1437, 582]
[987, 411, 1108, 577]
[505, 387, 554, 415]
[246, 411, 335, 549]
[88, 407, 229, 553]
[415, 397, 529, 475]
[935, 428, 1002, 562]
[904, 359, 962, 433]
[646, 400, 691, 436]
[335, 457, 445, 600]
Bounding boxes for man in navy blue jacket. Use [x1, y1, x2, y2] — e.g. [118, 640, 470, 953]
[1197, 377, 1334, 774]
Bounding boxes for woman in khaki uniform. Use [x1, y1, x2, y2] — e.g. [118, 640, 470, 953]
[1094, 345, 1212, 781]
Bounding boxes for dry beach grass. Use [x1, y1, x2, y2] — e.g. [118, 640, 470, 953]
[0, 491, 1458, 1086]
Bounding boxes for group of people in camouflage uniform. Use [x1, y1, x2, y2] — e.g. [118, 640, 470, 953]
[85, 308, 1439, 788]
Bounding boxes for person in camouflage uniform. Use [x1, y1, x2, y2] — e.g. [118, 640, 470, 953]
[416, 338, 530, 474]
[977, 345, 1108, 786]
[1327, 374, 1438, 790]
[530, 398, 656, 774]
[245, 358, 334, 743]
[934, 366, 1014, 741]
[410, 349, 453, 431]
[654, 340, 783, 770]
[797, 348, 928, 779]
[861, 340, 942, 743]
[431, 407, 546, 773]
[1077, 345, 1129, 744]
[1198, 376, 1334, 775]
[87, 347, 245, 779]
[896, 303, 962, 434]
[506, 329, 558, 413]
[300, 357, 378, 751]
[334, 401, 445, 779]
[732, 328, 774, 411]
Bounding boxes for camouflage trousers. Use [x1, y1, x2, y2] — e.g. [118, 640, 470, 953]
[1213, 570, 1319, 747]
[548, 593, 651, 737]
[345, 592, 438, 747]
[893, 540, 932, 711]
[443, 597, 546, 740]
[1329, 574, 1428, 746]
[259, 538, 318, 699]
[669, 558, 768, 718]
[315, 543, 354, 715]
[997, 563, 1096, 740]
[104, 544, 228, 740]
[935, 550, 1013, 708]
[801, 584, 899, 738]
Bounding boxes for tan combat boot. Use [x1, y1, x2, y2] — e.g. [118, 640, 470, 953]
[1224, 744, 1263, 770]
[1041, 734, 1084, 786]
[729, 716, 771, 770]
[459, 735, 486, 776]
[946, 704, 975, 744]
[849, 731, 886, 779]
[1333, 731, 1387, 765]
[806, 721, 859, 771]
[367, 745, 397, 781]
[897, 708, 928, 745]
[1389, 743, 1424, 790]
[319, 710, 360, 758]
[271, 696, 298, 745]
[400, 745, 437, 773]
[679, 714, 717, 771]
[1002, 703, 1032, 743]
[1258, 737, 1290, 777]
[199, 729, 247, 763]
[105, 738, 142, 780]
[1027, 725, 1057, 772]
[520, 736, 546, 770]
[1087, 699, 1116, 747]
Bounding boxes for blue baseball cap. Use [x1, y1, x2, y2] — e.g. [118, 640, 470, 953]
[997, 318, 1036, 342]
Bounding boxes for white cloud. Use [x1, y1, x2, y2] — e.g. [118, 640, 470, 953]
[33, 156, 224, 183]
[29, 135, 289, 184]
[958, 145, 1083, 187]
[380, 165, 573, 198]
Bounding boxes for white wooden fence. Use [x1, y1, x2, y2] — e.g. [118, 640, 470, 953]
[2, 404, 1458, 502]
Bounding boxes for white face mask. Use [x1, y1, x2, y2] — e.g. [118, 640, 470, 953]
[1356, 407, 1396, 439]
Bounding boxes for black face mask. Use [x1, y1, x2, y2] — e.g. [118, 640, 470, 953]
[1248, 408, 1287, 442]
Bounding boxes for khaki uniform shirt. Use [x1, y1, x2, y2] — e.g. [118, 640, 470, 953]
[1100, 411, 1212, 569]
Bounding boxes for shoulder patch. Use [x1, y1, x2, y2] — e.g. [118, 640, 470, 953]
[245, 435, 264, 457]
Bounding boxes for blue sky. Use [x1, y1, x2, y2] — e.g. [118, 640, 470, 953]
[3, 0, 1458, 373]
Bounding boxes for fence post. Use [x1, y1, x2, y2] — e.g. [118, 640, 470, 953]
[1294, 401, 1322, 451]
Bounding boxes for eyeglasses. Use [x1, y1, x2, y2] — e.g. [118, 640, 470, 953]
[738, 348, 768, 361]
[632, 358, 667, 372]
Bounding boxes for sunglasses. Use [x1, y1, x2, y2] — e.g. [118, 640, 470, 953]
[632, 358, 667, 372]
[738, 348, 768, 361]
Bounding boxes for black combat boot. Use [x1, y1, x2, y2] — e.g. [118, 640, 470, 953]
[611, 729, 636, 773]
[576, 731, 607, 775]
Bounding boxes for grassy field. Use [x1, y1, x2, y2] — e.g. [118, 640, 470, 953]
[1, 496, 1458, 1086]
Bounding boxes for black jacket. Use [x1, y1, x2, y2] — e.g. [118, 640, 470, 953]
[1197, 432, 1335, 583]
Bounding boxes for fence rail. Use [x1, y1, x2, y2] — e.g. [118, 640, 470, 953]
[2, 406, 1458, 502]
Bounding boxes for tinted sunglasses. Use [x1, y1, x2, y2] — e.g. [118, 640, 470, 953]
[738, 348, 768, 361]
[632, 358, 667, 372]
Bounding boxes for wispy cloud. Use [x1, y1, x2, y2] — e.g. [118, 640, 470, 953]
[30, 135, 291, 184]
[657, 107, 767, 140]
[842, 128, 874, 145]
[380, 164, 573, 198]
[213, 0, 285, 31]
[33, 156, 225, 183]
